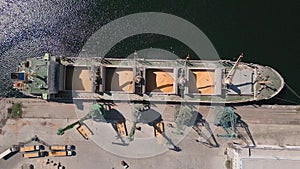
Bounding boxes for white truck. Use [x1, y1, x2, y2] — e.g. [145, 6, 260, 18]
[0, 147, 19, 160]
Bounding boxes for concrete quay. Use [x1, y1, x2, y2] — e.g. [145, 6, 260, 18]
[0, 98, 300, 169]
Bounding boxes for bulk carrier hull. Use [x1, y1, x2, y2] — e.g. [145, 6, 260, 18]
[11, 53, 284, 104]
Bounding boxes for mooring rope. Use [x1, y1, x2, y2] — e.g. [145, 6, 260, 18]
[270, 82, 300, 105]
[285, 82, 300, 101]
[274, 97, 299, 105]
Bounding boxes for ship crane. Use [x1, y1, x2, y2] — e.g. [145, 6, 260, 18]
[224, 53, 244, 85]
[133, 51, 143, 94]
[177, 54, 190, 96]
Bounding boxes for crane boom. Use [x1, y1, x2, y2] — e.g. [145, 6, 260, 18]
[57, 104, 106, 135]
[224, 53, 244, 85]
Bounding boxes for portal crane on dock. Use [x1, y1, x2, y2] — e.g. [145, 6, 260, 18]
[215, 107, 256, 146]
[127, 103, 149, 141]
[57, 104, 106, 135]
[215, 107, 238, 138]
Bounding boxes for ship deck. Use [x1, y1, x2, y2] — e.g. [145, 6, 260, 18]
[11, 55, 284, 103]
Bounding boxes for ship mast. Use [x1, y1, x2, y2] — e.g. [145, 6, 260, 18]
[177, 54, 190, 97]
[224, 53, 244, 85]
[133, 50, 143, 94]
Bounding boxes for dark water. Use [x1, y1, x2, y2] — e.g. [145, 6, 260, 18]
[0, 1, 299, 104]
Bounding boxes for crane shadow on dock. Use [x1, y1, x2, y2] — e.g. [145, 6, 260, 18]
[103, 108, 129, 146]
[191, 112, 220, 148]
[234, 113, 256, 147]
[151, 117, 182, 152]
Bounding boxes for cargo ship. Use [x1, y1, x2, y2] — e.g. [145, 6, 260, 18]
[11, 53, 284, 103]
